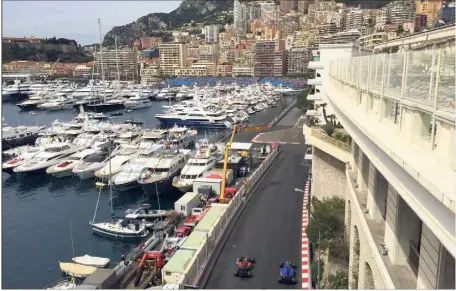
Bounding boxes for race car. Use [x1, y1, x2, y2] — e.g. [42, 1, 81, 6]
[278, 261, 297, 284]
[234, 256, 256, 278]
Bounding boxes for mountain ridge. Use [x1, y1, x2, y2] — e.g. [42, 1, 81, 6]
[103, 0, 233, 47]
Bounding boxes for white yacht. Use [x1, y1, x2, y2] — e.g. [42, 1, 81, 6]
[94, 147, 138, 182]
[16, 92, 54, 110]
[124, 93, 152, 109]
[172, 139, 220, 192]
[167, 125, 197, 149]
[46, 148, 98, 178]
[13, 142, 82, 175]
[111, 145, 164, 192]
[2, 147, 41, 174]
[138, 129, 168, 150]
[138, 149, 191, 196]
[155, 109, 231, 129]
[91, 218, 149, 239]
[2, 124, 45, 150]
[72, 150, 111, 180]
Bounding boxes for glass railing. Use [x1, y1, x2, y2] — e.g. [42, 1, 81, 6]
[312, 56, 320, 62]
[328, 45, 455, 114]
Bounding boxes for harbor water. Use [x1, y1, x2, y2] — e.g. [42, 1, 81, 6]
[1, 97, 295, 289]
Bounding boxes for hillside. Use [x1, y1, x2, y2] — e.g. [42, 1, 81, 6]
[103, 0, 233, 47]
[2, 37, 92, 63]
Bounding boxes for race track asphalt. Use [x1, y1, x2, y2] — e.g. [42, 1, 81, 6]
[204, 107, 308, 289]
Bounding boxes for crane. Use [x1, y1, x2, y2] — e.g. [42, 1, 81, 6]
[220, 124, 238, 203]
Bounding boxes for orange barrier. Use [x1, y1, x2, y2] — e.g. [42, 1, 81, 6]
[239, 124, 271, 132]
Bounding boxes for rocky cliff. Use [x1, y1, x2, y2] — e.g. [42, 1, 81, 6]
[103, 0, 232, 47]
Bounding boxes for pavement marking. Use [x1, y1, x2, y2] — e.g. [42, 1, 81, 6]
[302, 179, 311, 290]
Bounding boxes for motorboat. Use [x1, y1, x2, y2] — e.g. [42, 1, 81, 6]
[166, 125, 197, 149]
[124, 93, 152, 109]
[46, 148, 98, 178]
[111, 145, 164, 192]
[13, 143, 82, 175]
[91, 219, 149, 239]
[2, 124, 45, 150]
[45, 277, 78, 290]
[2, 146, 41, 174]
[138, 149, 191, 196]
[2, 80, 30, 102]
[155, 108, 232, 129]
[125, 204, 170, 220]
[72, 150, 111, 180]
[16, 92, 54, 110]
[138, 129, 168, 150]
[94, 147, 138, 182]
[72, 255, 110, 268]
[59, 262, 96, 279]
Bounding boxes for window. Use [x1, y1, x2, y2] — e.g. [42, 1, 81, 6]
[181, 206, 186, 211]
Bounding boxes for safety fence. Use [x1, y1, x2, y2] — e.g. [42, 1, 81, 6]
[180, 145, 281, 287]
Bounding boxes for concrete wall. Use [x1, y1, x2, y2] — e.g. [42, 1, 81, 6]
[311, 147, 347, 199]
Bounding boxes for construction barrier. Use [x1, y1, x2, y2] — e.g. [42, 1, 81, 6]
[180, 146, 281, 288]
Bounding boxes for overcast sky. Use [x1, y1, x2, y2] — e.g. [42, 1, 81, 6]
[2, 0, 182, 45]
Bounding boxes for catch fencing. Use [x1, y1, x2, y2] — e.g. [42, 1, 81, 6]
[180, 145, 281, 287]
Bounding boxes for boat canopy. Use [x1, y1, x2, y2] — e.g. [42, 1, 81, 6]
[59, 261, 97, 278]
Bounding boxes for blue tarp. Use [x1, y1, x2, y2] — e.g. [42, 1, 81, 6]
[165, 77, 307, 89]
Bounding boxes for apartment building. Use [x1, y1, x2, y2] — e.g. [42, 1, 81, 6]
[216, 63, 233, 76]
[280, 0, 298, 13]
[158, 43, 187, 76]
[387, 0, 417, 25]
[317, 30, 361, 44]
[287, 46, 312, 75]
[96, 50, 137, 81]
[416, 0, 443, 27]
[346, 8, 364, 30]
[175, 65, 207, 77]
[253, 39, 286, 77]
[140, 66, 161, 85]
[232, 65, 254, 77]
[204, 25, 219, 44]
[356, 32, 388, 48]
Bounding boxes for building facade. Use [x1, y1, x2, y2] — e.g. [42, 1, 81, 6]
[253, 39, 286, 77]
[204, 25, 219, 43]
[158, 43, 187, 76]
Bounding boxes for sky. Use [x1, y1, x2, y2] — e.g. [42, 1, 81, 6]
[2, 0, 182, 45]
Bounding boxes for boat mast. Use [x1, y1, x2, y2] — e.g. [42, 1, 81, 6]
[69, 220, 75, 260]
[109, 143, 113, 217]
[98, 18, 105, 83]
[114, 35, 121, 84]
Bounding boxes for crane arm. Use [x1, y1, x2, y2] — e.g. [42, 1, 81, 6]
[220, 125, 237, 202]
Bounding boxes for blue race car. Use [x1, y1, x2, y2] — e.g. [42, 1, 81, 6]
[278, 261, 297, 284]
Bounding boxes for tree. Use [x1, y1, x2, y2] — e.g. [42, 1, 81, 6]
[328, 271, 349, 289]
[295, 87, 311, 113]
[322, 123, 336, 136]
[397, 24, 404, 34]
[320, 102, 329, 124]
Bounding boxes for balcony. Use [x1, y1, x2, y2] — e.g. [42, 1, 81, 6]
[308, 60, 324, 70]
[303, 125, 351, 163]
[307, 76, 322, 85]
[307, 91, 322, 101]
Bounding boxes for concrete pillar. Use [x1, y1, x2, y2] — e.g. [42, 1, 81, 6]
[356, 151, 368, 192]
[401, 107, 432, 140]
[417, 224, 456, 289]
[434, 120, 455, 166]
[384, 183, 400, 264]
[366, 163, 387, 221]
[351, 142, 359, 173]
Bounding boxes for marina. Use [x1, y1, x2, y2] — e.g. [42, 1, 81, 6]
[1, 86, 297, 289]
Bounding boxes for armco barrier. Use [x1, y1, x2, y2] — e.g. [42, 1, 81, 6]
[269, 99, 298, 127]
[184, 146, 281, 288]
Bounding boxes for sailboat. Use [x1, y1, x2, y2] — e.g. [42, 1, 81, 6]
[90, 141, 149, 239]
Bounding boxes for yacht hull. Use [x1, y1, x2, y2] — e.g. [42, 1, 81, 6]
[156, 117, 229, 129]
[139, 175, 176, 197]
[112, 180, 140, 192]
[48, 169, 74, 179]
[74, 170, 97, 180]
[2, 93, 28, 103]
[86, 103, 125, 113]
[2, 134, 40, 150]
[2, 166, 16, 175]
[16, 103, 42, 111]
[91, 225, 148, 239]
[124, 102, 152, 110]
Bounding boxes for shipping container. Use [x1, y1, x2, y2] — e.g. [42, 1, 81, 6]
[174, 192, 200, 216]
[194, 204, 228, 238]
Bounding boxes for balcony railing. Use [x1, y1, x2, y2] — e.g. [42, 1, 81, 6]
[311, 128, 351, 153]
[329, 45, 455, 114]
[312, 56, 320, 62]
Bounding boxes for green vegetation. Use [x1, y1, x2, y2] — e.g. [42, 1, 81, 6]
[2, 43, 92, 63]
[328, 271, 349, 289]
[41, 37, 78, 46]
[311, 259, 324, 287]
[295, 87, 311, 113]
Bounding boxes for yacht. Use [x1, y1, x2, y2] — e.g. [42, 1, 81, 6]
[138, 149, 191, 196]
[111, 145, 164, 192]
[2, 80, 31, 102]
[138, 129, 168, 150]
[166, 125, 197, 149]
[2, 146, 41, 174]
[16, 92, 54, 110]
[91, 219, 149, 239]
[46, 148, 98, 178]
[94, 147, 138, 182]
[72, 150, 111, 180]
[124, 93, 152, 109]
[155, 109, 232, 129]
[171, 140, 220, 193]
[39, 97, 74, 111]
[2, 124, 45, 150]
[13, 142, 82, 175]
